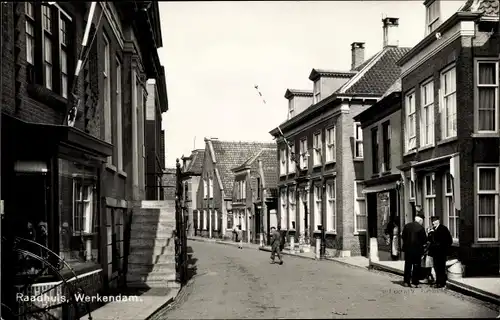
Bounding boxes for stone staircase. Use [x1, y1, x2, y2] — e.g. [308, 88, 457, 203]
[127, 200, 179, 289]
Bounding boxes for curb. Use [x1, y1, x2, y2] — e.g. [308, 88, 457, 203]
[144, 288, 180, 320]
[370, 262, 500, 306]
[188, 237, 261, 250]
[259, 247, 318, 261]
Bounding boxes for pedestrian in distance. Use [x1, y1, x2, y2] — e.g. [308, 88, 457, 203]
[237, 225, 243, 249]
[270, 227, 283, 265]
[277, 225, 285, 252]
[427, 216, 453, 288]
[402, 214, 427, 288]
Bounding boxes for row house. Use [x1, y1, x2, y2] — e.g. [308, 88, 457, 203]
[353, 79, 404, 262]
[181, 149, 204, 237]
[231, 147, 278, 244]
[269, 18, 410, 257]
[0, 1, 167, 313]
[145, 78, 168, 200]
[193, 138, 275, 240]
[398, 0, 500, 276]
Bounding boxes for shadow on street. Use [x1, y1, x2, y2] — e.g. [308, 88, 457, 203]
[186, 246, 197, 282]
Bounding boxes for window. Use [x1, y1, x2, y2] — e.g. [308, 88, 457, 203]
[476, 60, 499, 133]
[354, 181, 366, 232]
[257, 177, 261, 198]
[408, 178, 415, 200]
[203, 179, 208, 199]
[289, 188, 296, 230]
[73, 180, 95, 235]
[313, 132, 322, 166]
[354, 123, 363, 158]
[326, 180, 336, 232]
[209, 178, 213, 198]
[280, 189, 287, 229]
[299, 139, 308, 170]
[444, 172, 458, 242]
[313, 80, 321, 104]
[382, 122, 391, 172]
[196, 210, 200, 230]
[103, 35, 112, 147]
[426, 0, 440, 34]
[240, 180, 246, 200]
[476, 167, 499, 241]
[203, 210, 207, 230]
[288, 99, 295, 119]
[441, 66, 457, 139]
[280, 148, 287, 175]
[25, 3, 35, 65]
[214, 210, 218, 231]
[405, 91, 416, 151]
[314, 185, 322, 230]
[371, 127, 379, 174]
[116, 59, 123, 170]
[326, 127, 335, 162]
[420, 80, 435, 146]
[60, 17, 69, 98]
[424, 173, 436, 228]
[288, 144, 296, 173]
[42, 5, 53, 90]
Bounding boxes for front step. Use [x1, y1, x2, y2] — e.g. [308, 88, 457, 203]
[130, 237, 171, 247]
[127, 280, 180, 289]
[127, 272, 176, 282]
[128, 263, 176, 273]
[131, 229, 174, 239]
[128, 253, 175, 264]
[130, 245, 175, 256]
[131, 221, 175, 232]
[132, 215, 174, 224]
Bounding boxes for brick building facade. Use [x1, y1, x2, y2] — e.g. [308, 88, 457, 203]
[1, 2, 167, 315]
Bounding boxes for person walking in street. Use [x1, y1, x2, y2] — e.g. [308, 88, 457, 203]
[428, 216, 453, 288]
[270, 227, 283, 265]
[237, 225, 243, 249]
[402, 214, 427, 288]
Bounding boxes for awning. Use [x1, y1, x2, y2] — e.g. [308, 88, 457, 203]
[362, 181, 398, 194]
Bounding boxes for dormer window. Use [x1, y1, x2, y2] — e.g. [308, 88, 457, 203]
[313, 80, 321, 104]
[426, 0, 440, 34]
[288, 99, 295, 119]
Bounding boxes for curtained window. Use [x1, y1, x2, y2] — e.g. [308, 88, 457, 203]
[405, 91, 416, 151]
[476, 61, 498, 133]
[326, 180, 336, 232]
[440, 67, 457, 139]
[444, 172, 458, 241]
[476, 167, 499, 241]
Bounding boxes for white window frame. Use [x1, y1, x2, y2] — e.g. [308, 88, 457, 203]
[326, 180, 336, 232]
[214, 210, 218, 231]
[313, 80, 321, 104]
[197, 210, 201, 230]
[25, 3, 35, 65]
[424, 173, 436, 229]
[426, 0, 440, 35]
[72, 180, 94, 235]
[203, 210, 207, 230]
[354, 181, 366, 233]
[59, 16, 69, 99]
[289, 188, 296, 230]
[288, 144, 296, 173]
[405, 90, 417, 152]
[42, 5, 53, 90]
[314, 184, 322, 231]
[325, 126, 335, 163]
[300, 138, 308, 170]
[408, 178, 415, 201]
[203, 179, 208, 199]
[280, 148, 287, 176]
[420, 80, 435, 147]
[440, 65, 457, 139]
[280, 188, 287, 229]
[116, 58, 123, 171]
[103, 34, 112, 146]
[288, 99, 295, 119]
[354, 122, 363, 158]
[209, 177, 214, 198]
[313, 132, 322, 166]
[476, 166, 499, 242]
[475, 59, 499, 134]
[443, 172, 458, 243]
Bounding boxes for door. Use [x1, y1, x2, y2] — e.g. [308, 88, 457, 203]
[367, 193, 377, 239]
[254, 205, 261, 242]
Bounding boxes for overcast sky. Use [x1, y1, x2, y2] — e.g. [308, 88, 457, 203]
[158, 1, 463, 167]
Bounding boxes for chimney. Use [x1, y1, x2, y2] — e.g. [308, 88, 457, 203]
[351, 42, 365, 70]
[382, 17, 399, 47]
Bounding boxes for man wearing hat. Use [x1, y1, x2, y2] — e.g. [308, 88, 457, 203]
[428, 216, 453, 288]
[402, 213, 427, 287]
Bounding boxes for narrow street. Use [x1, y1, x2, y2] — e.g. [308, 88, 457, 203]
[152, 241, 498, 319]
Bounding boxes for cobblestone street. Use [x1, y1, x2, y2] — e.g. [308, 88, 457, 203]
[151, 241, 498, 319]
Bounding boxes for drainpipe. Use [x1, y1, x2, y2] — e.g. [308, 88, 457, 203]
[498, 17, 500, 276]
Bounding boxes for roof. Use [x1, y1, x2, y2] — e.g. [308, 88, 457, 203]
[258, 148, 279, 195]
[184, 149, 204, 174]
[354, 78, 402, 125]
[463, 0, 499, 16]
[309, 69, 357, 81]
[337, 46, 411, 96]
[284, 89, 313, 99]
[381, 78, 402, 99]
[207, 139, 275, 195]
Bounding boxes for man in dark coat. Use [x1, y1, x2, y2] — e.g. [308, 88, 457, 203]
[428, 216, 453, 288]
[402, 214, 427, 287]
[270, 227, 283, 265]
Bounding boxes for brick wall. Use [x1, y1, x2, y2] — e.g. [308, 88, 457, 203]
[162, 168, 176, 200]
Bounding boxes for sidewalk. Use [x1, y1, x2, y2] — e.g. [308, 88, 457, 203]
[371, 260, 500, 305]
[190, 236, 500, 306]
[80, 287, 179, 320]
